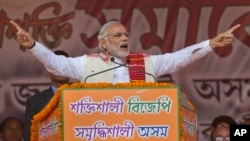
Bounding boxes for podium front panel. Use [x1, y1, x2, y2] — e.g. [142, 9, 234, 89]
[62, 87, 181, 141]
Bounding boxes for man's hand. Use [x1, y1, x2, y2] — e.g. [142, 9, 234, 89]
[210, 24, 241, 49]
[10, 20, 35, 48]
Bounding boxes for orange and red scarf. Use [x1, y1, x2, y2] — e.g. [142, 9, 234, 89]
[128, 52, 146, 82]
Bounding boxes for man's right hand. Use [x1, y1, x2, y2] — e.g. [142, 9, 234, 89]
[10, 20, 35, 49]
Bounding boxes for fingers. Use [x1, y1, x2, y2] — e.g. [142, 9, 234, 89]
[222, 38, 232, 44]
[16, 34, 28, 42]
[10, 20, 23, 31]
[221, 24, 240, 39]
[221, 33, 233, 39]
[210, 24, 240, 48]
[10, 20, 35, 48]
[227, 24, 241, 34]
[10, 20, 29, 41]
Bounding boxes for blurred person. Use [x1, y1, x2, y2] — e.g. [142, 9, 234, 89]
[209, 115, 236, 141]
[212, 115, 237, 128]
[10, 20, 241, 84]
[0, 116, 23, 141]
[210, 126, 230, 141]
[23, 50, 70, 141]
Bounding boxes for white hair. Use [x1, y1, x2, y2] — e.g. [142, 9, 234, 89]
[98, 21, 121, 51]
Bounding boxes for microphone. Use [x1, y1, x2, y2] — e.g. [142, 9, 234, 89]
[110, 57, 157, 82]
[84, 59, 129, 83]
[110, 57, 130, 64]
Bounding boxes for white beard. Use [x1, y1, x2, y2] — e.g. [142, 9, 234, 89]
[106, 40, 129, 58]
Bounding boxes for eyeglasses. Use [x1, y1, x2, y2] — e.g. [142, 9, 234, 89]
[215, 136, 230, 141]
[105, 32, 130, 38]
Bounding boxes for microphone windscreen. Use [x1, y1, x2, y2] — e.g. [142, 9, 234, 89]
[110, 57, 115, 62]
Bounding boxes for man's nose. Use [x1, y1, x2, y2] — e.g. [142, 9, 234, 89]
[121, 33, 129, 40]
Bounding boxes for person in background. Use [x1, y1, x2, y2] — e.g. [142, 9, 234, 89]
[0, 116, 24, 141]
[210, 115, 236, 141]
[23, 50, 70, 141]
[10, 20, 241, 84]
[212, 115, 237, 128]
[210, 126, 230, 141]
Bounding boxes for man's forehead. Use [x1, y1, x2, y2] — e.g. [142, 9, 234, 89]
[214, 127, 229, 135]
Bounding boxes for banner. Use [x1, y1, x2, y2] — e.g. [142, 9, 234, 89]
[62, 87, 180, 140]
[34, 83, 196, 141]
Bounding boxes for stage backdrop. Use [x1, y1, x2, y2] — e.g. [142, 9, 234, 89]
[0, 0, 249, 140]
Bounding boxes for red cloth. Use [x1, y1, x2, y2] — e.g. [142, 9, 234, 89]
[128, 52, 145, 82]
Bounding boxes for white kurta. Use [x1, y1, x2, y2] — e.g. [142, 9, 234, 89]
[30, 40, 212, 84]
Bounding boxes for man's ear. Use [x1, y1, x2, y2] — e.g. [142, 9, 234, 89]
[100, 39, 107, 50]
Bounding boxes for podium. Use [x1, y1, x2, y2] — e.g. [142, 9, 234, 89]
[30, 82, 197, 141]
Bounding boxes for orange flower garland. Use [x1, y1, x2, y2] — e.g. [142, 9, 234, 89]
[30, 82, 195, 141]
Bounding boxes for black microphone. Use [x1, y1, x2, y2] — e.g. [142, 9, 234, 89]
[110, 57, 157, 82]
[84, 59, 129, 83]
[110, 57, 130, 64]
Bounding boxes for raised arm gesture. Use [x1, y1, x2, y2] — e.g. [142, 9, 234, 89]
[10, 20, 35, 48]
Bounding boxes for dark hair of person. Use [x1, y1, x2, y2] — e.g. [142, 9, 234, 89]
[212, 115, 237, 127]
[0, 116, 24, 133]
[210, 115, 236, 141]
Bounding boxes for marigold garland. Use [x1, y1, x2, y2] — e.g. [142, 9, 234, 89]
[30, 82, 195, 141]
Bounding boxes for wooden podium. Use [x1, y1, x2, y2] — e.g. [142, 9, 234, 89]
[30, 82, 197, 141]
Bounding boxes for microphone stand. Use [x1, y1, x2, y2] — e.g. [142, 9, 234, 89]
[84, 63, 127, 83]
[110, 57, 157, 82]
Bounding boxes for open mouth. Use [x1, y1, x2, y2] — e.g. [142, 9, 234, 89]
[120, 44, 128, 48]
